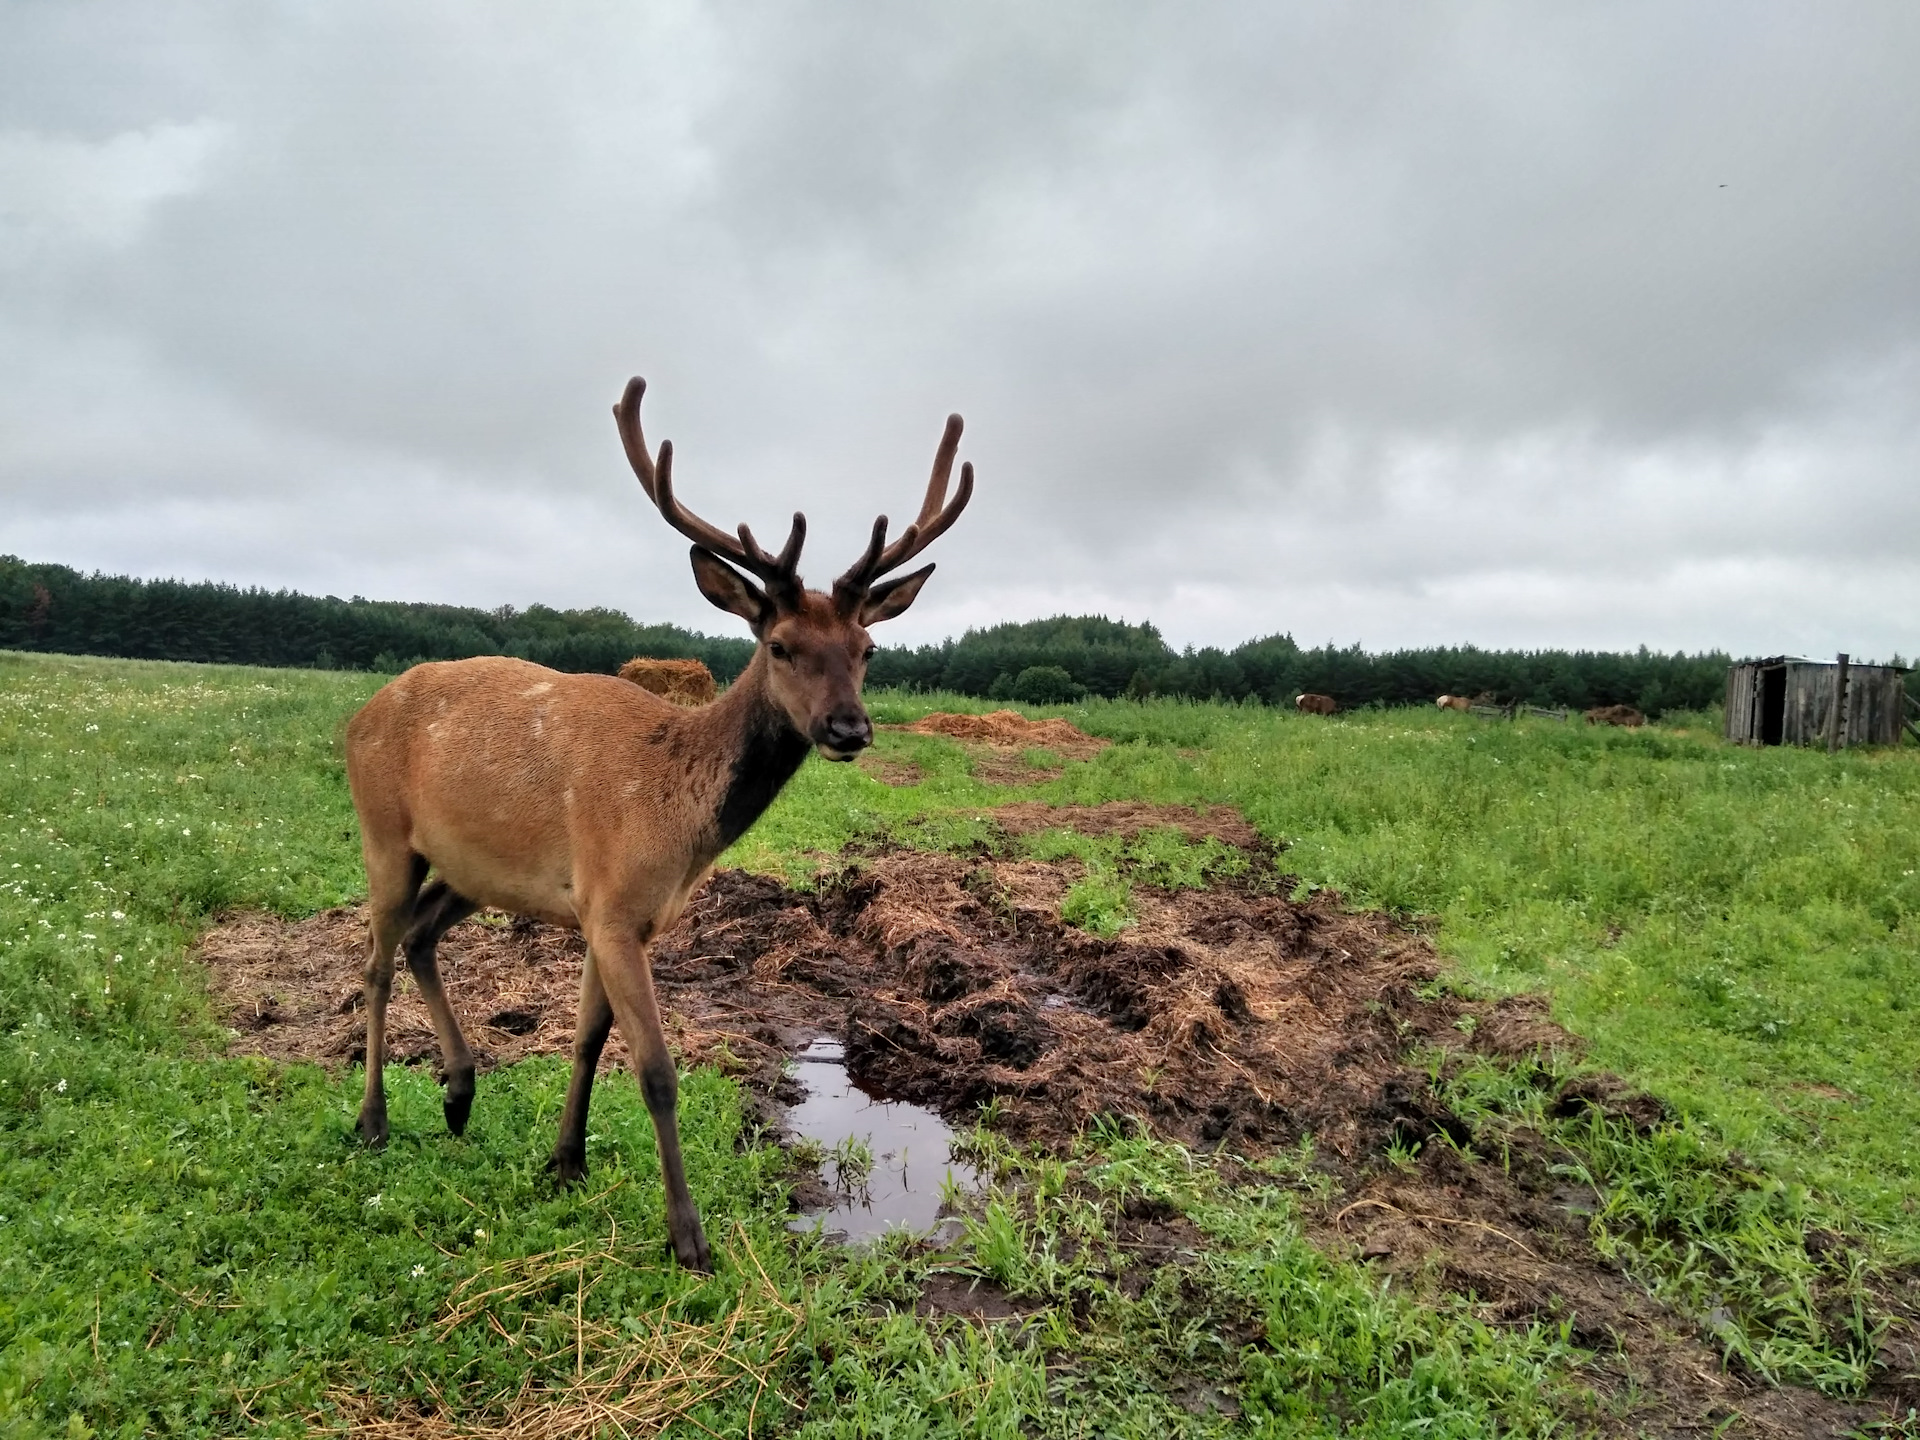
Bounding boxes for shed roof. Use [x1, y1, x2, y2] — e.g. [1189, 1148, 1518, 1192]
[1740, 656, 1909, 672]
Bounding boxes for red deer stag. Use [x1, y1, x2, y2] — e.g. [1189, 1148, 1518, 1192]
[343, 377, 974, 1270]
[1295, 693, 1337, 716]
[1584, 704, 1645, 728]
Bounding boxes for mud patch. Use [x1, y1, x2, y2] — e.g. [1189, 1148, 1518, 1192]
[914, 1272, 1039, 1323]
[1313, 1138, 1918, 1438]
[199, 909, 616, 1074]
[857, 753, 924, 787]
[197, 851, 1578, 1160]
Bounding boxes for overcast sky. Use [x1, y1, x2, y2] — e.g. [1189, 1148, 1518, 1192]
[4, 3, 1917, 658]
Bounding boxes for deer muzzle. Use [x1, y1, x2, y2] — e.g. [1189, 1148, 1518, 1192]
[813, 707, 873, 761]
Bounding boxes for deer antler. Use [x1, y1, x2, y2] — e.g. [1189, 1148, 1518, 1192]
[614, 377, 806, 598]
[833, 413, 974, 612]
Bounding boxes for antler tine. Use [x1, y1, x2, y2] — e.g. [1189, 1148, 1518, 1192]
[650, 441, 749, 559]
[868, 416, 972, 578]
[616, 376, 807, 587]
[873, 460, 972, 576]
[832, 514, 897, 606]
[614, 377, 661, 503]
[735, 513, 808, 592]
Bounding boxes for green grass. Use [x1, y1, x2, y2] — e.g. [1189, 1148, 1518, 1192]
[5, 651, 1920, 1434]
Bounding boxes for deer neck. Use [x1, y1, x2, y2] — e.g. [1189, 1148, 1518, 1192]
[702, 650, 813, 855]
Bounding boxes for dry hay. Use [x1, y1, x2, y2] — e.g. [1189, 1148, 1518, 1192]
[616, 657, 716, 706]
[324, 1223, 799, 1439]
[885, 709, 1108, 785]
[896, 709, 1109, 759]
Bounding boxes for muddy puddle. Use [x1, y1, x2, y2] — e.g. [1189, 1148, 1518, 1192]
[784, 1038, 975, 1243]
[196, 800, 1920, 1437]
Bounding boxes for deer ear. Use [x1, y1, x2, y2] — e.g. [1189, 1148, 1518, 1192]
[690, 547, 771, 632]
[859, 563, 934, 626]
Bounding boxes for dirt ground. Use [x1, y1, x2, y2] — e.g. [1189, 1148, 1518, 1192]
[876, 710, 1111, 784]
[894, 709, 1111, 759]
[195, 803, 1917, 1438]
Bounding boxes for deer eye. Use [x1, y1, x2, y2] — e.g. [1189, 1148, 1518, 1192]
[862, 645, 877, 663]
[768, 641, 790, 661]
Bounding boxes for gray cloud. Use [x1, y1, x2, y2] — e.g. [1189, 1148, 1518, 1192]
[3, 1, 1918, 658]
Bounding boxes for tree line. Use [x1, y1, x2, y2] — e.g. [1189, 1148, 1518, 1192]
[3, 554, 1734, 715]
[0, 555, 753, 681]
[870, 614, 1732, 715]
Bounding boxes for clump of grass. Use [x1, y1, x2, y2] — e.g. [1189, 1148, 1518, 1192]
[828, 1135, 874, 1198]
[1061, 873, 1134, 937]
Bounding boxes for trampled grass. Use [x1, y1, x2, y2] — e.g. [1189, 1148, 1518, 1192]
[5, 651, 1920, 1434]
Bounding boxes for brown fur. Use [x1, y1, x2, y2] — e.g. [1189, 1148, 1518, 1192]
[341, 378, 973, 1272]
[617, 656, 717, 705]
[1295, 692, 1338, 716]
[1435, 695, 1470, 712]
[1585, 704, 1645, 728]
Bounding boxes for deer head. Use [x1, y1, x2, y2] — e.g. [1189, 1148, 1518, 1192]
[614, 377, 973, 760]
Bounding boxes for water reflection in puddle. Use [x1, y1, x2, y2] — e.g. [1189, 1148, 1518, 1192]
[786, 1038, 976, 1243]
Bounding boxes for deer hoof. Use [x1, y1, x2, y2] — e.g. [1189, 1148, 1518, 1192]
[358, 1106, 388, 1150]
[546, 1147, 587, 1187]
[444, 1070, 474, 1136]
[672, 1219, 713, 1274]
[444, 1092, 472, 1137]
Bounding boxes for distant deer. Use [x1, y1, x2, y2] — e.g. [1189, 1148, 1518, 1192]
[343, 377, 973, 1270]
[1295, 693, 1337, 716]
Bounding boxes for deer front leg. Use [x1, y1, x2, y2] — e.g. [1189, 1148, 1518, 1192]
[358, 931, 399, 1148]
[549, 946, 615, 1185]
[591, 927, 711, 1272]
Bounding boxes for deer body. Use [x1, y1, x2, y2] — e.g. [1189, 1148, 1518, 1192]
[349, 656, 799, 930]
[344, 379, 972, 1271]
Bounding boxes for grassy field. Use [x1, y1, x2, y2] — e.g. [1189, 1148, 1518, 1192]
[3, 650, 1918, 1436]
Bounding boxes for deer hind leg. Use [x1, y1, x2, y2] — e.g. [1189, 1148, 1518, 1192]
[549, 946, 615, 1185]
[359, 852, 428, 1148]
[403, 880, 481, 1136]
[590, 924, 711, 1272]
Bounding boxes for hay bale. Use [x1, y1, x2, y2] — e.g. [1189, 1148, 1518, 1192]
[617, 657, 716, 706]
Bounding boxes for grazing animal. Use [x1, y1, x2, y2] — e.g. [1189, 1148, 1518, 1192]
[1436, 695, 1470, 712]
[1585, 704, 1645, 728]
[617, 656, 717, 706]
[1295, 693, 1337, 716]
[342, 377, 974, 1271]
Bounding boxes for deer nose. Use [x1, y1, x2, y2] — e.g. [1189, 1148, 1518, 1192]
[818, 710, 872, 756]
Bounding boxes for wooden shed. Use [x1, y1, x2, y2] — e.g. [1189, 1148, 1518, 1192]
[1724, 655, 1912, 749]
